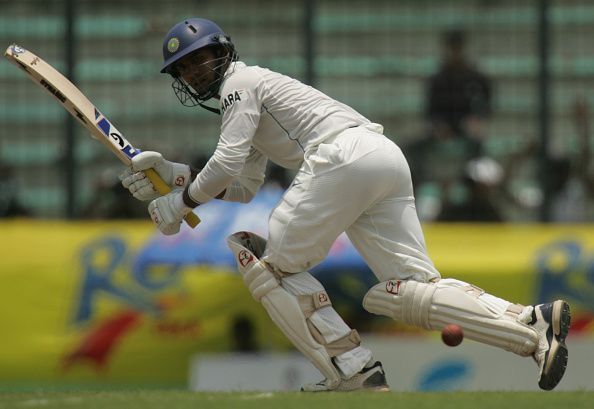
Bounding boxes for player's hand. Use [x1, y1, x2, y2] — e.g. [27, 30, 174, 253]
[148, 190, 193, 235]
[120, 151, 191, 201]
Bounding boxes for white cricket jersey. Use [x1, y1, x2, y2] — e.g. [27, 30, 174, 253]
[187, 61, 373, 204]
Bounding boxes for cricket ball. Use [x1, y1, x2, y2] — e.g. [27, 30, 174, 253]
[441, 324, 464, 347]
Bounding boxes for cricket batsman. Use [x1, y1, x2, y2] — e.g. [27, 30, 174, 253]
[120, 18, 571, 391]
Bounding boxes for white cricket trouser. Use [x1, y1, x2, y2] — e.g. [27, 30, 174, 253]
[261, 125, 441, 378]
[263, 125, 440, 283]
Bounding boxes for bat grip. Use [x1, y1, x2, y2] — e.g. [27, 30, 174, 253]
[144, 168, 201, 228]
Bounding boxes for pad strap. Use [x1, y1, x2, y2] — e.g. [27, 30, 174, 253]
[298, 291, 332, 318]
[307, 327, 362, 357]
[298, 292, 361, 356]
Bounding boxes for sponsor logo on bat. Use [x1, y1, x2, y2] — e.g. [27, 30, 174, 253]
[40, 78, 66, 103]
[94, 108, 139, 159]
[10, 45, 26, 54]
[73, 108, 86, 124]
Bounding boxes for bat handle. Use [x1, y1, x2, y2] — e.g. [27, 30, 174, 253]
[144, 168, 201, 228]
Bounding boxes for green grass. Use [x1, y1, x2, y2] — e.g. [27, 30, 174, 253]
[0, 390, 593, 409]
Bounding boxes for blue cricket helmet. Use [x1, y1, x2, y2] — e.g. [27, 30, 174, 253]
[161, 18, 238, 113]
[160, 18, 236, 74]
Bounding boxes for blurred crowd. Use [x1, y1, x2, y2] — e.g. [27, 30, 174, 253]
[403, 28, 593, 223]
[1, 29, 591, 223]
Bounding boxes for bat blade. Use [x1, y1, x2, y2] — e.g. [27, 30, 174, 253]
[4, 44, 200, 227]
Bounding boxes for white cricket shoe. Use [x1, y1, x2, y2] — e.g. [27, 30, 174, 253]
[301, 361, 389, 392]
[529, 300, 571, 390]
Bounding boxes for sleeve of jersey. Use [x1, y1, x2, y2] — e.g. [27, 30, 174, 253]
[222, 148, 267, 203]
[187, 71, 262, 204]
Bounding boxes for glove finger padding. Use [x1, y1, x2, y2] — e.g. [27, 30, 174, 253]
[148, 205, 181, 235]
[119, 167, 134, 186]
[148, 191, 190, 236]
[120, 169, 159, 201]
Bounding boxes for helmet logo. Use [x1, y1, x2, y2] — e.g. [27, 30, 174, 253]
[167, 37, 180, 53]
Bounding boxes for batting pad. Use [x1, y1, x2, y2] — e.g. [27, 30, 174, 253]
[363, 278, 538, 356]
[227, 231, 341, 388]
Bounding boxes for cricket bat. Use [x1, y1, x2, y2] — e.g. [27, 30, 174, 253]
[4, 44, 200, 227]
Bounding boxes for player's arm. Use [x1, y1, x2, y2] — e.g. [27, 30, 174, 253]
[219, 147, 267, 203]
[184, 71, 263, 206]
[149, 71, 263, 234]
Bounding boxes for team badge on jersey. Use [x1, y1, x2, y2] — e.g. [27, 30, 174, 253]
[221, 90, 247, 114]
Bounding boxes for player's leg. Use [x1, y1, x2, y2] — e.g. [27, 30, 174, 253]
[363, 279, 570, 390]
[281, 270, 388, 392]
[263, 126, 416, 274]
[342, 134, 440, 282]
[227, 232, 341, 388]
[346, 140, 571, 390]
[227, 231, 388, 392]
[255, 128, 402, 391]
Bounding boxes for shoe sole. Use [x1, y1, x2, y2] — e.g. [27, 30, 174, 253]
[539, 300, 571, 391]
[367, 386, 391, 392]
[303, 365, 391, 392]
[302, 386, 390, 393]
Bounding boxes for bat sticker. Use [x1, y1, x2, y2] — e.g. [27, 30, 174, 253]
[73, 108, 87, 125]
[95, 109, 139, 159]
[40, 78, 66, 103]
[9, 45, 26, 54]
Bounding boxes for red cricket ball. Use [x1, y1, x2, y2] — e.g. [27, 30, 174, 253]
[441, 324, 464, 347]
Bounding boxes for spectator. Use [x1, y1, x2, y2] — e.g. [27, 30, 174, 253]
[405, 28, 493, 221]
[426, 28, 493, 144]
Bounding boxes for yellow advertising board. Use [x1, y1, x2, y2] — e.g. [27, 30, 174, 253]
[424, 223, 594, 309]
[0, 220, 290, 388]
[1, 220, 593, 388]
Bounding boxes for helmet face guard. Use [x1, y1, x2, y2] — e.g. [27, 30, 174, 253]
[169, 45, 236, 106]
[161, 18, 238, 113]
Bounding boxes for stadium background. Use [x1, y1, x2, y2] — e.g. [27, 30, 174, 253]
[1, 0, 593, 392]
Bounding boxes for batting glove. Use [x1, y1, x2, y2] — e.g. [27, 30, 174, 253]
[148, 190, 193, 236]
[120, 151, 191, 201]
